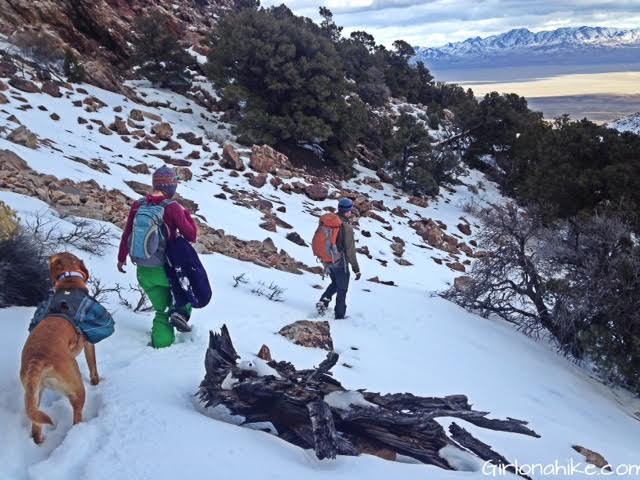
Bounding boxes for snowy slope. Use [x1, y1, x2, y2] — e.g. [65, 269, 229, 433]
[2, 69, 640, 480]
[609, 112, 640, 134]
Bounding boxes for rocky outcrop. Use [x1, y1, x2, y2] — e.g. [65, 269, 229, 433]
[8, 126, 37, 149]
[151, 122, 173, 141]
[305, 183, 328, 201]
[278, 320, 333, 351]
[249, 144, 291, 174]
[8, 76, 40, 93]
[0, 0, 235, 92]
[411, 219, 460, 255]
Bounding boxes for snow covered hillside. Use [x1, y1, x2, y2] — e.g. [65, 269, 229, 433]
[1, 66, 640, 480]
[609, 112, 640, 134]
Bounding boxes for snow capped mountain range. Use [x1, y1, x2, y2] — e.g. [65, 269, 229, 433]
[415, 26, 640, 68]
[609, 112, 640, 134]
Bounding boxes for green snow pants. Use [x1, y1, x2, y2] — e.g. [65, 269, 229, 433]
[137, 265, 175, 348]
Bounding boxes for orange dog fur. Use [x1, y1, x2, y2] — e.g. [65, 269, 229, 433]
[20, 252, 99, 444]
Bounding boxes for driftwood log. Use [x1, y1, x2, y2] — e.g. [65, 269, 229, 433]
[198, 325, 540, 476]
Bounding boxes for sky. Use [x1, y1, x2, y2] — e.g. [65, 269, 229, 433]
[261, 0, 640, 47]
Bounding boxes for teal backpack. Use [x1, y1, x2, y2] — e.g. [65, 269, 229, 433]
[30, 289, 115, 344]
[129, 198, 174, 267]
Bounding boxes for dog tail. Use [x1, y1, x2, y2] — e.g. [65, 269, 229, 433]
[23, 362, 54, 426]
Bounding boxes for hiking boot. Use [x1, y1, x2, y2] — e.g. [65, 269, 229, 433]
[169, 311, 192, 333]
[316, 298, 330, 315]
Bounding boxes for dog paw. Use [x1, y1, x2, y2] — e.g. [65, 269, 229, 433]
[90, 376, 100, 386]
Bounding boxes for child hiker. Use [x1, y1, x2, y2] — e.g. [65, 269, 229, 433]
[117, 166, 197, 348]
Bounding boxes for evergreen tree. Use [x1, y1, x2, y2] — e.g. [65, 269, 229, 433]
[206, 6, 359, 167]
[130, 11, 192, 90]
[63, 50, 86, 83]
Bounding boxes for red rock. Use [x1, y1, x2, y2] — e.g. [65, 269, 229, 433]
[41, 81, 62, 97]
[249, 174, 267, 188]
[286, 232, 307, 246]
[249, 144, 290, 173]
[304, 183, 328, 201]
[259, 220, 277, 232]
[135, 139, 158, 150]
[9, 76, 40, 93]
[447, 262, 466, 272]
[221, 144, 244, 171]
[163, 140, 181, 151]
[457, 223, 472, 235]
[278, 320, 333, 350]
[186, 150, 201, 160]
[98, 125, 113, 135]
[177, 132, 203, 145]
[376, 168, 393, 183]
[151, 122, 173, 140]
[408, 196, 428, 208]
[109, 116, 130, 135]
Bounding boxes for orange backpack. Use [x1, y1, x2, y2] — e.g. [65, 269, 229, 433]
[312, 213, 343, 264]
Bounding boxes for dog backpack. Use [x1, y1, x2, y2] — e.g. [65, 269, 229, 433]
[129, 198, 174, 267]
[312, 213, 343, 265]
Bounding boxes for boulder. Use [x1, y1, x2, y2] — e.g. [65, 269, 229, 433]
[8, 126, 37, 149]
[186, 150, 201, 160]
[249, 144, 290, 173]
[457, 223, 472, 236]
[176, 167, 193, 182]
[447, 262, 466, 273]
[8, 76, 40, 93]
[0, 61, 17, 77]
[304, 183, 328, 201]
[163, 140, 181, 151]
[129, 109, 144, 122]
[98, 125, 113, 135]
[50, 113, 60, 121]
[109, 116, 130, 135]
[221, 144, 244, 171]
[278, 320, 333, 350]
[0, 93, 7, 104]
[376, 168, 393, 183]
[41, 81, 62, 98]
[259, 220, 277, 232]
[151, 122, 173, 141]
[249, 174, 267, 188]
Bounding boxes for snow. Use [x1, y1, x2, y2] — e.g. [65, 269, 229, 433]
[324, 391, 378, 411]
[415, 26, 640, 61]
[1, 64, 640, 480]
[609, 112, 640, 134]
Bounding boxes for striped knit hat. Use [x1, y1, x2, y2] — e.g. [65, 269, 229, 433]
[152, 166, 178, 198]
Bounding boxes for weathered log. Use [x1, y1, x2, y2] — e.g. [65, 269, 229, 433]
[198, 325, 540, 472]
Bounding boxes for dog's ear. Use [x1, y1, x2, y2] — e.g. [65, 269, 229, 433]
[49, 255, 62, 281]
[79, 260, 90, 282]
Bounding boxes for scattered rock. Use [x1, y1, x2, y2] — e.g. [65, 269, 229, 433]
[41, 81, 62, 98]
[277, 206, 286, 213]
[214, 193, 227, 200]
[572, 445, 611, 471]
[376, 168, 393, 183]
[98, 125, 113, 135]
[0, 93, 7, 104]
[249, 174, 267, 188]
[411, 219, 460, 255]
[77, 116, 88, 124]
[129, 109, 144, 122]
[457, 223, 472, 236]
[177, 132, 203, 145]
[408, 196, 428, 208]
[278, 320, 333, 350]
[151, 122, 173, 141]
[8, 126, 37, 149]
[305, 183, 328, 201]
[367, 277, 396, 286]
[113, 106, 123, 113]
[362, 230, 371, 238]
[0, 61, 17, 77]
[176, 167, 193, 182]
[221, 144, 244, 170]
[8, 76, 40, 94]
[124, 163, 150, 175]
[259, 220, 277, 232]
[447, 262, 466, 272]
[394, 258, 412, 266]
[186, 150, 201, 160]
[49, 113, 60, 121]
[366, 211, 388, 224]
[109, 116, 130, 135]
[286, 232, 307, 247]
[135, 139, 158, 150]
[163, 140, 181, 151]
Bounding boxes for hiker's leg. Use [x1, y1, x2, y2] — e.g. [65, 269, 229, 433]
[321, 269, 338, 302]
[334, 267, 350, 319]
[137, 266, 175, 348]
[165, 265, 192, 320]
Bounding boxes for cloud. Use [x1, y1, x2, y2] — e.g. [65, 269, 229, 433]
[261, 0, 640, 46]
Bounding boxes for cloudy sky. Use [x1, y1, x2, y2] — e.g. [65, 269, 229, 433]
[261, 0, 640, 47]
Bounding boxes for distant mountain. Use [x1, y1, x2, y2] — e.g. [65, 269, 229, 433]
[415, 26, 640, 69]
[609, 112, 640, 134]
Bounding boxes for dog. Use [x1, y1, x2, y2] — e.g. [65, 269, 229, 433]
[20, 252, 99, 444]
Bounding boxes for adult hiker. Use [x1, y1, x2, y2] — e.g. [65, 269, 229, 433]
[313, 197, 361, 319]
[117, 166, 197, 348]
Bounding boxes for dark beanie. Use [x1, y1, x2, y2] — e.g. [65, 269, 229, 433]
[152, 166, 178, 198]
[338, 197, 353, 213]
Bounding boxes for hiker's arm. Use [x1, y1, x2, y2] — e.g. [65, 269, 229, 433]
[343, 225, 360, 274]
[169, 203, 197, 242]
[117, 203, 137, 263]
